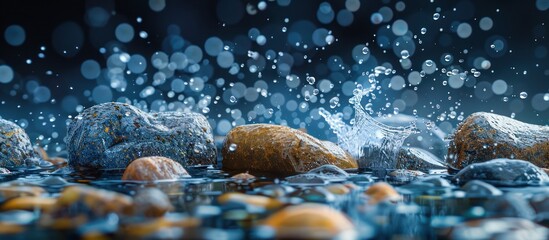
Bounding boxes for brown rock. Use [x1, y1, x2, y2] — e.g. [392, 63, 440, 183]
[48, 185, 133, 216]
[222, 124, 357, 175]
[133, 187, 174, 217]
[230, 172, 256, 181]
[0, 186, 45, 200]
[122, 156, 190, 181]
[0, 197, 56, 211]
[364, 182, 401, 204]
[217, 192, 283, 210]
[263, 203, 356, 239]
[447, 112, 549, 169]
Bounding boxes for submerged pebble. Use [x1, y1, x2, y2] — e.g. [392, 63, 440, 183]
[263, 203, 356, 239]
[0, 119, 36, 168]
[66, 102, 216, 170]
[133, 187, 174, 217]
[453, 158, 549, 186]
[122, 156, 190, 181]
[222, 124, 357, 175]
[461, 180, 502, 197]
[365, 182, 402, 204]
[448, 112, 549, 169]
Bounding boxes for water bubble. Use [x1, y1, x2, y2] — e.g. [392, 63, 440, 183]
[444, 54, 452, 62]
[4, 25, 26, 46]
[392, 19, 408, 36]
[370, 12, 383, 24]
[420, 27, 427, 34]
[0, 65, 15, 83]
[204, 37, 224, 56]
[229, 143, 238, 151]
[329, 97, 339, 108]
[519, 92, 528, 99]
[425, 60, 434, 67]
[139, 31, 148, 38]
[128, 54, 147, 73]
[325, 35, 335, 45]
[479, 17, 493, 31]
[80, 59, 101, 79]
[433, 13, 440, 20]
[230, 96, 237, 103]
[456, 23, 472, 38]
[491, 79, 508, 95]
[115, 23, 135, 43]
[149, 0, 166, 12]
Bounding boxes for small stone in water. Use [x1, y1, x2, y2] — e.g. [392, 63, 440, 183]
[453, 158, 549, 186]
[231, 172, 256, 181]
[133, 187, 174, 218]
[461, 180, 502, 197]
[307, 164, 349, 179]
[286, 174, 326, 185]
[263, 203, 356, 239]
[365, 182, 401, 204]
[217, 192, 282, 210]
[122, 156, 190, 181]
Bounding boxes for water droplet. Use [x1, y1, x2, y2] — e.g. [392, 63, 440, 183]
[400, 50, 410, 59]
[230, 96, 237, 103]
[329, 97, 339, 108]
[444, 55, 452, 62]
[229, 143, 237, 151]
[433, 13, 440, 20]
[425, 59, 433, 67]
[362, 46, 369, 55]
[306, 76, 316, 85]
[543, 93, 549, 101]
[519, 92, 528, 99]
[420, 27, 427, 34]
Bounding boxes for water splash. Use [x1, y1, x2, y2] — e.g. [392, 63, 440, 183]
[320, 74, 418, 173]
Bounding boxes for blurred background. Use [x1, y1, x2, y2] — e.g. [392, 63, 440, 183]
[0, 0, 548, 153]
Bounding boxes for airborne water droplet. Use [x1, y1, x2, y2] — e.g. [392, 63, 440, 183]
[400, 50, 410, 59]
[229, 143, 237, 151]
[329, 97, 339, 108]
[519, 92, 528, 99]
[433, 13, 440, 20]
[362, 46, 369, 55]
[306, 76, 316, 85]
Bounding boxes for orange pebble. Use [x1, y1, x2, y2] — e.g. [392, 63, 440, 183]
[364, 182, 401, 204]
[122, 156, 190, 181]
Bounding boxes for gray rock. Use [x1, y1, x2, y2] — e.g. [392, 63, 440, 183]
[484, 193, 535, 220]
[453, 158, 549, 186]
[396, 147, 446, 171]
[285, 174, 326, 184]
[0, 119, 36, 168]
[66, 102, 216, 169]
[461, 180, 502, 197]
[376, 114, 448, 159]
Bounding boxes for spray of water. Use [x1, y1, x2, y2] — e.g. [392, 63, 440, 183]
[320, 70, 418, 173]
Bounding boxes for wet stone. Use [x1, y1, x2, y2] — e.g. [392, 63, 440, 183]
[447, 112, 549, 169]
[263, 203, 356, 239]
[0, 168, 9, 174]
[289, 187, 336, 204]
[453, 158, 549, 186]
[365, 182, 402, 204]
[41, 185, 133, 228]
[307, 164, 349, 180]
[222, 124, 357, 175]
[286, 174, 326, 185]
[230, 172, 256, 181]
[66, 102, 216, 170]
[0, 185, 45, 201]
[122, 156, 190, 181]
[133, 187, 174, 218]
[483, 193, 535, 220]
[461, 180, 502, 197]
[0, 119, 36, 168]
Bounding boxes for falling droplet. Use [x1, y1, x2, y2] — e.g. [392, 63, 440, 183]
[425, 60, 433, 66]
[433, 13, 440, 20]
[230, 96, 237, 103]
[420, 27, 427, 34]
[362, 46, 369, 55]
[306, 76, 316, 85]
[519, 92, 528, 99]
